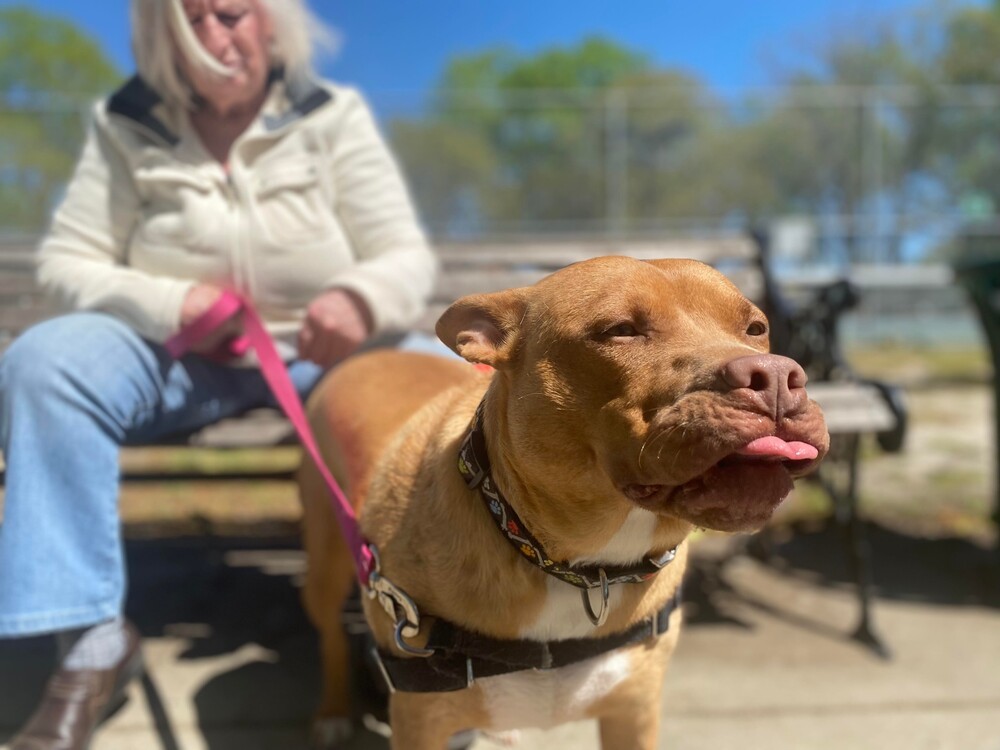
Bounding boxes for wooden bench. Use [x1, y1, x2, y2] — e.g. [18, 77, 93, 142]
[0, 232, 906, 653]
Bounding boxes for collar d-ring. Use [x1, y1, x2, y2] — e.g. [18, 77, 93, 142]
[581, 568, 610, 626]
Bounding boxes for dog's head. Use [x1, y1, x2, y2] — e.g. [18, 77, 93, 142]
[437, 256, 829, 533]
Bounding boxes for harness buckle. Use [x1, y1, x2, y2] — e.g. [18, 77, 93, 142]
[650, 611, 662, 639]
[366, 545, 435, 657]
[652, 546, 678, 568]
[537, 642, 554, 670]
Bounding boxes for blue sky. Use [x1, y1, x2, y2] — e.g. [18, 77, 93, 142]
[10, 0, 956, 110]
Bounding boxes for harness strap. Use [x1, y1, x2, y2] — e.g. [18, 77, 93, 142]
[164, 291, 374, 582]
[374, 586, 682, 693]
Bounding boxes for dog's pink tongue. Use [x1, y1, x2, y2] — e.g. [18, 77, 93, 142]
[737, 437, 819, 461]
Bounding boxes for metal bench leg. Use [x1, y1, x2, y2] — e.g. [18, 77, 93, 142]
[826, 434, 891, 659]
[139, 668, 182, 750]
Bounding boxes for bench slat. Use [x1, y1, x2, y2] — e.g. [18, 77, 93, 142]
[0, 235, 902, 457]
[173, 381, 897, 451]
[435, 238, 758, 267]
[432, 269, 556, 299]
[183, 409, 297, 448]
[806, 382, 898, 434]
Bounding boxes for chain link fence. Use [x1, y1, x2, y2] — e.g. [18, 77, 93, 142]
[366, 85, 1000, 263]
[2, 85, 996, 348]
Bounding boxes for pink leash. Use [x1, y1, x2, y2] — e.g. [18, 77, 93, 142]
[165, 291, 375, 583]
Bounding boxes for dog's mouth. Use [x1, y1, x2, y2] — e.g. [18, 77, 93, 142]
[623, 436, 822, 532]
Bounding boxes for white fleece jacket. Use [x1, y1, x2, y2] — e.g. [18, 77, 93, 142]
[36, 74, 436, 358]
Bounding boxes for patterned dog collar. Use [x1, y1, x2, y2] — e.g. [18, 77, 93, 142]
[458, 400, 677, 592]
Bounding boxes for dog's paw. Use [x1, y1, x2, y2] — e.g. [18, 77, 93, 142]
[480, 730, 522, 747]
[311, 717, 354, 749]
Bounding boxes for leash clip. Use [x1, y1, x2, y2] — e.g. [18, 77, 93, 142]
[366, 545, 435, 657]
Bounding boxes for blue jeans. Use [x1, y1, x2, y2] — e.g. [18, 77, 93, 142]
[0, 312, 325, 637]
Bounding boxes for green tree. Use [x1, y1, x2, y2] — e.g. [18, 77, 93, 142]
[0, 6, 119, 233]
[609, 70, 722, 226]
[393, 3, 1000, 257]
[936, 2, 1000, 225]
[391, 38, 655, 235]
[752, 9, 953, 262]
[389, 119, 495, 234]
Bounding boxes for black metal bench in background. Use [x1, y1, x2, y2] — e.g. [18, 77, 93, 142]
[0, 232, 907, 654]
[954, 225, 1000, 568]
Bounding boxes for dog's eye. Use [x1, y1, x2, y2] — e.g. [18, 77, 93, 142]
[604, 323, 642, 338]
[746, 321, 768, 336]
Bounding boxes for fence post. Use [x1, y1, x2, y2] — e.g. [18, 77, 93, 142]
[604, 88, 628, 238]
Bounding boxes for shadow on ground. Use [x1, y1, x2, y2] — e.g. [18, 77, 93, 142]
[1, 516, 997, 748]
[684, 516, 1000, 635]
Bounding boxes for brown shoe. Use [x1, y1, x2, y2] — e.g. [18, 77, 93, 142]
[9, 622, 143, 750]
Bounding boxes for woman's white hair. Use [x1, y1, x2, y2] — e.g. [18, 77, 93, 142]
[130, 0, 338, 109]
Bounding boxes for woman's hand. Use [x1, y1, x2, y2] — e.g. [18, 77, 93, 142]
[298, 288, 374, 368]
[180, 283, 243, 355]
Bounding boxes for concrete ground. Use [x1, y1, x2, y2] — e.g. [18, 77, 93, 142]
[1, 523, 998, 750]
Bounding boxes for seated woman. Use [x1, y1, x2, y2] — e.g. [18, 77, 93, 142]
[0, 0, 436, 747]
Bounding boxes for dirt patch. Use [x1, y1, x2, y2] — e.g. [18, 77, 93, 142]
[766, 384, 996, 543]
[859, 385, 994, 538]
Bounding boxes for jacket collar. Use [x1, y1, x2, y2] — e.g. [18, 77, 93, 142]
[106, 68, 333, 147]
[106, 75, 181, 146]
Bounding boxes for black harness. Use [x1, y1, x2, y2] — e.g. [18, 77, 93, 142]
[372, 588, 682, 693]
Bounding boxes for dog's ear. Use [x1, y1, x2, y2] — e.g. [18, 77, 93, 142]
[436, 289, 528, 368]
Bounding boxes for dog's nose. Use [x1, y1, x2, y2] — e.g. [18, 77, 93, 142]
[722, 354, 808, 419]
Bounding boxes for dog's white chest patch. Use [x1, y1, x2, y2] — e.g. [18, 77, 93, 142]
[520, 507, 658, 641]
[476, 508, 652, 728]
[478, 649, 633, 730]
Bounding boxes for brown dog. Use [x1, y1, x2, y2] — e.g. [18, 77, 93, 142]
[298, 257, 829, 749]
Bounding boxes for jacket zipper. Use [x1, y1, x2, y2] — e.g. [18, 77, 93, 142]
[224, 166, 251, 301]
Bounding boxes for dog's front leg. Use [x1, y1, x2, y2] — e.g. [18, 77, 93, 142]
[595, 680, 663, 750]
[597, 706, 660, 750]
[299, 505, 356, 746]
[593, 638, 676, 750]
[389, 690, 483, 750]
